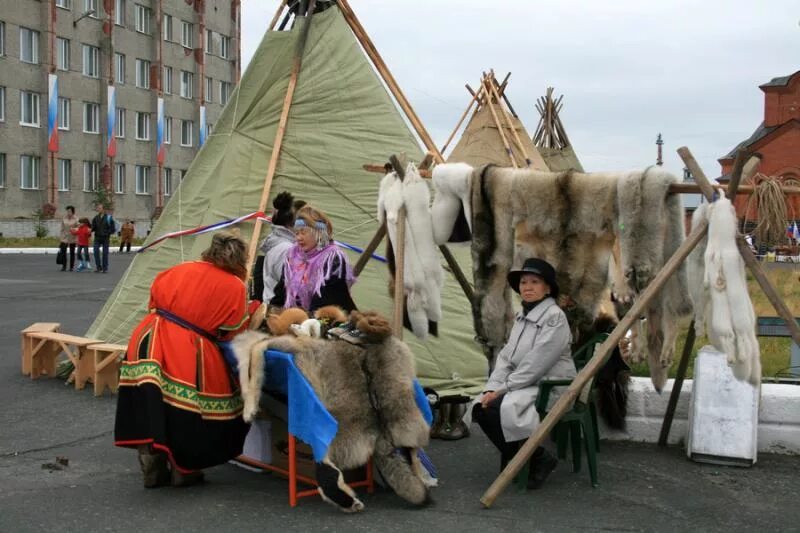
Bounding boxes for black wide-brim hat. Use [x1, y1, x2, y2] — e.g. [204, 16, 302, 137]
[507, 258, 559, 298]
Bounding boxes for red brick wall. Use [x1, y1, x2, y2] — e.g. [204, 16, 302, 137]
[764, 77, 800, 127]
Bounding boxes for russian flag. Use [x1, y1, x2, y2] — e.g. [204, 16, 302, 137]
[107, 85, 116, 158]
[47, 74, 58, 152]
[156, 98, 166, 164]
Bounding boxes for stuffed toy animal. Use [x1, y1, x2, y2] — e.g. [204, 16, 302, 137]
[266, 307, 309, 336]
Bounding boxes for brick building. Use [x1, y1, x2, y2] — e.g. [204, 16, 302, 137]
[0, 0, 240, 234]
[718, 70, 800, 223]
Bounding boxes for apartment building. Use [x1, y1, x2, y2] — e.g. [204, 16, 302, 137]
[0, 0, 240, 229]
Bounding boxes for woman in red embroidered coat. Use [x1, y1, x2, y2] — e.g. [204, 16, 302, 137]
[114, 233, 252, 488]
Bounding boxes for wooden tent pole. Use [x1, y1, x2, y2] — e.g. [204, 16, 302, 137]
[440, 85, 484, 156]
[353, 222, 387, 277]
[393, 207, 407, 339]
[487, 70, 532, 167]
[268, 0, 288, 32]
[245, 1, 317, 281]
[481, 76, 518, 168]
[440, 244, 474, 303]
[657, 322, 696, 446]
[480, 218, 709, 508]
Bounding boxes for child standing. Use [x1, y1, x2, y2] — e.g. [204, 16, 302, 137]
[71, 218, 93, 272]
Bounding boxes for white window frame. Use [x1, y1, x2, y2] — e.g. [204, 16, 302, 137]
[163, 13, 173, 41]
[115, 107, 125, 138]
[220, 35, 231, 59]
[58, 97, 70, 130]
[114, 163, 125, 194]
[20, 155, 41, 190]
[164, 116, 172, 144]
[85, 0, 99, 18]
[0, 22, 5, 57]
[0, 86, 5, 122]
[19, 27, 40, 64]
[205, 77, 213, 103]
[134, 4, 151, 34]
[206, 122, 213, 137]
[56, 37, 70, 71]
[83, 102, 100, 134]
[20, 91, 40, 127]
[135, 111, 150, 141]
[0, 153, 5, 188]
[82, 44, 100, 78]
[162, 66, 172, 94]
[114, 0, 125, 26]
[58, 159, 71, 191]
[163, 167, 172, 197]
[204, 29, 213, 55]
[135, 165, 150, 194]
[115, 52, 125, 84]
[56, 0, 71, 8]
[180, 20, 193, 48]
[180, 119, 193, 147]
[135, 59, 150, 89]
[219, 81, 231, 106]
[83, 160, 100, 192]
[180, 71, 193, 99]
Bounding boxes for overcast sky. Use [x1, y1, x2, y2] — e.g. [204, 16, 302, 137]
[241, 1, 799, 180]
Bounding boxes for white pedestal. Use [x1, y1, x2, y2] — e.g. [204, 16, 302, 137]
[687, 346, 759, 466]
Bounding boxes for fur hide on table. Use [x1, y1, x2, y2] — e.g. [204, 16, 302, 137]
[378, 163, 444, 339]
[687, 199, 761, 385]
[229, 314, 431, 511]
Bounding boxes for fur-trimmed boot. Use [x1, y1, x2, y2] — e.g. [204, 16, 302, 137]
[439, 401, 470, 441]
[171, 467, 205, 488]
[137, 445, 170, 488]
[430, 403, 451, 439]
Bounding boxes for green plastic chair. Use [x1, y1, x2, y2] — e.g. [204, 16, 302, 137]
[514, 333, 608, 489]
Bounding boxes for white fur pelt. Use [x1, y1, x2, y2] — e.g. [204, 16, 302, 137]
[229, 330, 269, 422]
[431, 162, 473, 245]
[687, 203, 710, 335]
[378, 164, 444, 339]
[699, 199, 761, 385]
[229, 332, 431, 509]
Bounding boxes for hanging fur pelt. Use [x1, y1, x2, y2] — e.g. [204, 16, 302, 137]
[688, 198, 761, 385]
[378, 163, 444, 339]
[230, 312, 431, 511]
[431, 162, 474, 244]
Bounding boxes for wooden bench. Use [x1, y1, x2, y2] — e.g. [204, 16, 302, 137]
[21, 323, 61, 376]
[26, 331, 101, 386]
[86, 343, 128, 396]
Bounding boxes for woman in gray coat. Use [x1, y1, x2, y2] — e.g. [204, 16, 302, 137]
[470, 258, 575, 489]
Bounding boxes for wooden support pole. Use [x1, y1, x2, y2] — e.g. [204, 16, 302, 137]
[245, 1, 316, 281]
[487, 70, 531, 166]
[440, 85, 484, 156]
[726, 150, 748, 200]
[353, 222, 387, 277]
[657, 321, 697, 446]
[481, 76, 518, 168]
[439, 244, 474, 304]
[480, 217, 709, 508]
[268, 0, 287, 31]
[677, 146, 716, 201]
[393, 207, 407, 340]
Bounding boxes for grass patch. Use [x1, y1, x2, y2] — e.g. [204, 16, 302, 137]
[629, 266, 800, 380]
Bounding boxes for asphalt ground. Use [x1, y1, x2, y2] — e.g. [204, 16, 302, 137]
[1, 253, 799, 533]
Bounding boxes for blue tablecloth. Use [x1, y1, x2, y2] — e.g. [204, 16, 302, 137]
[220, 343, 432, 462]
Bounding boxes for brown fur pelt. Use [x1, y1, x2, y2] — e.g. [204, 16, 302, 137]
[230, 314, 430, 510]
[266, 307, 309, 336]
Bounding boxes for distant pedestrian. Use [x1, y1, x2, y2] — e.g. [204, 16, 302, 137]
[71, 218, 92, 272]
[58, 206, 79, 272]
[91, 204, 116, 273]
[119, 220, 135, 253]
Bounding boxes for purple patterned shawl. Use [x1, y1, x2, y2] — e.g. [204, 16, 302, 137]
[283, 243, 355, 310]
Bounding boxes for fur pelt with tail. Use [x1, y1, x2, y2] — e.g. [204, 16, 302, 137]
[228, 330, 269, 422]
[230, 312, 431, 510]
[378, 164, 444, 339]
[431, 162, 473, 244]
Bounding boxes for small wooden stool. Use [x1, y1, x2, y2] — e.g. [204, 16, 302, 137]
[86, 343, 127, 396]
[26, 331, 101, 387]
[21, 323, 61, 375]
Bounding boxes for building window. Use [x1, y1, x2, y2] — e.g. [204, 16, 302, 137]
[58, 97, 70, 130]
[206, 122, 213, 137]
[0, 153, 5, 188]
[219, 81, 231, 105]
[83, 102, 99, 133]
[135, 165, 150, 194]
[83, 161, 99, 191]
[115, 107, 125, 138]
[204, 29, 213, 55]
[58, 159, 71, 191]
[163, 13, 173, 41]
[220, 35, 231, 59]
[115, 0, 125, 26]
[180, 119, 193, 147]
[162, 66, 172, 94]
[0, 86, 5, 122]
[20, 155, 41, 190]
[164, 116, 172, 144]
[135, 111, 150, 140]
[163, 167, 172, 197]
[0, 22, 5, 57]
[56, 38, 70, 71]
[134, 4, 151, 34]
[135, 59, 150, 89]
[82, 44, 100, 78]
[180, 71, 193, 99]
[115, 53, 125, 84]
[20, 91, 40, 127]
[56, 0, 71, 8]
[180, 20, 193, 48]
[205, 77, 213, 103]
[85, 0, 99, 18]
[20, 27, 40, 64]
[114, 163, 125, 193]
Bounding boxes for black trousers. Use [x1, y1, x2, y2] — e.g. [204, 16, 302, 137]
[59, 242, 76, 270]
[473, 397, 523, 467]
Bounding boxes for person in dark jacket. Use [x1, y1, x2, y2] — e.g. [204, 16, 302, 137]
[91, 204, 116, 273]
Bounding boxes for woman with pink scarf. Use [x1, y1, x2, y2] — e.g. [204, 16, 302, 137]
[270, 205, 357, 313]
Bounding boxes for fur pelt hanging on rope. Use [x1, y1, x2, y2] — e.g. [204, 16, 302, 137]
[229, 311, 432, 511]
[687, 199, 761, 385]
[378, 163, 444, 339]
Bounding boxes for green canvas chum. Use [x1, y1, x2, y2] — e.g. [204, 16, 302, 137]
[86, 7, 487, 396]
